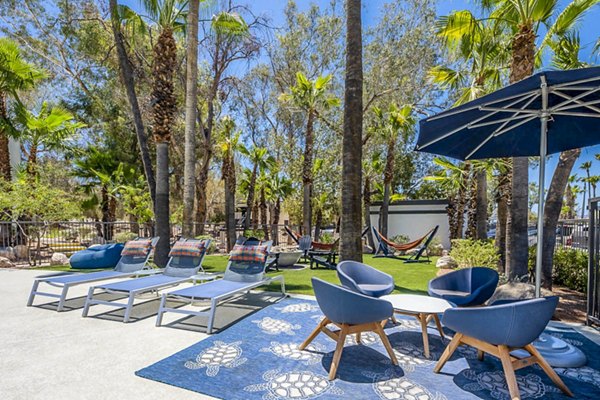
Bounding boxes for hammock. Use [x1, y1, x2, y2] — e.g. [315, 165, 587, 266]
[373, 227, 436, 253]
[284, 226, 338, 251]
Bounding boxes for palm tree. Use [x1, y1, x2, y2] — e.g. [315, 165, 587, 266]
[181, 0, 200, 237]
[433, 15, 510, 243]
[280, 72, 340, 235]
[445, 0, 600, 279]
[0, 38, 45, 181]
[580, 161, 592, 217]
[239, 146, 276, 231]
[362, 151, 383, 251]
[267, 172, 294, 245]
[139, 0, 187, 266]
[109, 0, 156, 205]
[340, 0, 363, 261]
[217, 116, 241, 251]
[370, 104, 414, 237]
[11, 102, 84, 177]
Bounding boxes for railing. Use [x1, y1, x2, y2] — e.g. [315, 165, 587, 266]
[555, 219, 589, 251]
[588, 199, 600, 326]
[0, 221, 314, 266]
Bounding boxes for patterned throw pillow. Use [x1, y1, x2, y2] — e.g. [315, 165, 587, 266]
[169, 240, 206, 258]
[121, 239, 152, 257]
[229, 244, 268, 263]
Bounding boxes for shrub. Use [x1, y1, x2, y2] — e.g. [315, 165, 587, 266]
[243, 229, 265, 240]
[114, 232, 138, 243]
[449, 239, 499, 269]
[319, 232, 334, 244]
[427, 236, 444, 256]
[527, 246, 588, 292]
[195, 235, 217, 254]
[390, 234, 410, 244]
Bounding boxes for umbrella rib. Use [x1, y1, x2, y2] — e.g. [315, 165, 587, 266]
[552, 75, 600, 89]
[552, 111, 600, 118]
[479, 106, 539, 114]
[417, 92, 539, 150]
[467, 113, 535, 129]
[548, 85, 600, 112]
[426, 90, 539, 121]
[465, 115, 538, 160]
[552, 94, 600, 114]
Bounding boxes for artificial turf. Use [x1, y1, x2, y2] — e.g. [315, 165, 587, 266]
[35, 254, 438, 296]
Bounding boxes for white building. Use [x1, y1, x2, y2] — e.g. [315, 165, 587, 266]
[369, 200, 451, 250]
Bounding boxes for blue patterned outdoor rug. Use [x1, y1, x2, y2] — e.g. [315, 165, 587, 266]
[136, 298, 600, 399]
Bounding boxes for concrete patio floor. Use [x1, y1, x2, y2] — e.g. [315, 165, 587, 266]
[2, 268, 600, 400]
[0, 268, 284, 400]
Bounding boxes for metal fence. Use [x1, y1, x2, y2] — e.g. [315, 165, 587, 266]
[588, 199, 600, 326]
[0, 221, 309, 267]
[556, 219, 590, 251]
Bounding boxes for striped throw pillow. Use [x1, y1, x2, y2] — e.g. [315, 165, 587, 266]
[169, 240, 206, 258]
[229, 244, 268, 263]
[121, 239, 152, 257]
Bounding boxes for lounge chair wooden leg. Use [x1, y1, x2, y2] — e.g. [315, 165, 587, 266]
[524, 344, 573, 397]
[391, 314, 398, 324]
[329, 324, 348, 380]
[434, 333, 462, 373]
[418, 313, 431, 358]
[498, 345, 520, 400]
[300, 318, 329, 350]
[433, 314, 445, 338]
[375, 321, 398, 365]
[477, 350, 484, 361]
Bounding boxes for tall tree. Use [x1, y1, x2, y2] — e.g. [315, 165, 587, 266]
[137, 0, 187, 266]
[182, 0, 200, 237]
[371, 104, 414, 237]
[217, 116, 240, 251]
[240, 145, 276, 230]
[0, 38, 45, 181]
[340, 0, 363, 261]
[580, 161, 592, 217]
[109, 0, 156, 206]
[280, 72, 340, 234]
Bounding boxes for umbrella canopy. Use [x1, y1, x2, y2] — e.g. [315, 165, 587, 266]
[416, 66, 600, 297]
[417, 67, 600, 160]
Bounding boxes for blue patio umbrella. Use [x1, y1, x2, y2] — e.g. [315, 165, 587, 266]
[416, 66, 600, 298]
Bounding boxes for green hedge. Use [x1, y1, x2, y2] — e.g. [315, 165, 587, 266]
[449, 239, 499, 269]
[528, 246, 588, 292]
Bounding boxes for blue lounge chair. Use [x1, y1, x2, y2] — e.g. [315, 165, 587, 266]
[299, 278, 398, 380]
[428, 267, 499, 306]
[155, 241, 285, 334]
[337, 260, 394, 298]
[82, 239, 210, 322]
[27, 237, 160, 311]
[434, 296, 572, 400]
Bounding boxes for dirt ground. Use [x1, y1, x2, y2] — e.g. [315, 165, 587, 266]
[553, 285, 587, 324]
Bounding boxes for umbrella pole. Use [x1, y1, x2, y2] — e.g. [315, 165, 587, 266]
[535, 77, 549, 298]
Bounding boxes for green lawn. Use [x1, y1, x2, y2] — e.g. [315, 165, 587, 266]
[35, 254, 438, 296]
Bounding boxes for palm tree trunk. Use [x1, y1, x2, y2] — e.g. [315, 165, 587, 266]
[182, 0, 199, 237]
[260, 186, 268, 240]
[0, 92, 12, 181]
[245, 164, 258, 230]
[475, 169, 488, 240]
[223, 159, 236, 252]
[108, 0, 155, 205]
[303, 111, 315, 235]
[26, 145, 38, 178]
[314, 209, 322, 240]
[380, 140, 394, 237]
[496, 171, 509, 273]
[340, 0, 363, 262]
[506, 23, 535, 280]
[194, 177, 207, 235]
[155, 142, 170, 267]
[581, 184, 587, 218]
[541, 149, 580, 289]
[363, 176, 375, 251]
[271, 201, 280, 245]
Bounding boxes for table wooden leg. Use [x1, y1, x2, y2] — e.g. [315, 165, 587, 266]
[433, 314, 445, 338]
[418, 313, 430, 358]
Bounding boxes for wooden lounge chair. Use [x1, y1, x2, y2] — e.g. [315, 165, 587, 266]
[372, 226, 438, 263]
